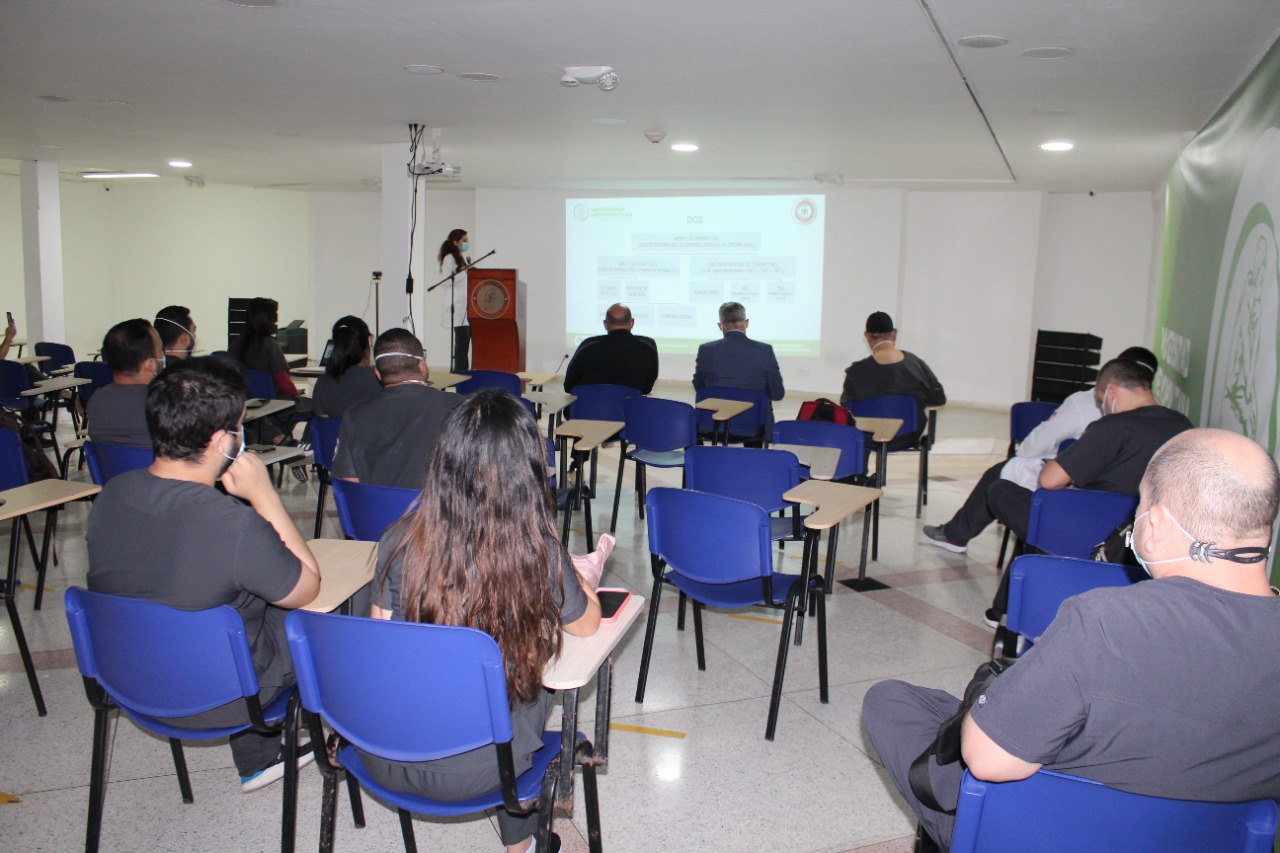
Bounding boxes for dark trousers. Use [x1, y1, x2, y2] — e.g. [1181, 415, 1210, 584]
[863, 680, 964, 851]
[941, 461, 1033, 546]
[452, 326, 471, 373]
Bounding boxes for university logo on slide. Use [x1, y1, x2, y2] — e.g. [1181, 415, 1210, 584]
[793, 198, 818, 226]
[573, 203, 591, 222]
[1205, 127, 1280, 452]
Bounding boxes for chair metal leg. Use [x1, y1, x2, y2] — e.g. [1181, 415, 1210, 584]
[634, 574, 665, 703]
[857, 504, 873, 583]
[916, 446, 928, 518]
[610, 449, 627, 533]
[676, 591, 687, 631]
[997, 526, 1011, 570]
[795, 532, 813, 644]
[319, 771, 340, 853]
[85, 706, 113, 853]
[345, 773, 365, 828]
[397, 809, 418, 853]
[816, 577, 829, 704]
[6, 516, 45, 716]
[871, 495, 881, 562]
[313, 478, 329, 540]
[34, 507, 58, 610]
[692, 600, 706, 670]
[21, 515, 41, 572]
[636, 463, 647, 521]
[765, 586, 802, 740]
[580, 755, 603, 853]
[281, 692, 300, 853]
[169, 738, 194, 803]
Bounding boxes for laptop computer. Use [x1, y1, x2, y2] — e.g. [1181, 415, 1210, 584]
[318, 339, 335, 367]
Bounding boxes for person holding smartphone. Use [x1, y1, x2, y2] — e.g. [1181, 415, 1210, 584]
[368, 388, 600, 853]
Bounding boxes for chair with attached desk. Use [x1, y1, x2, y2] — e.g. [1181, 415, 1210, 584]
[610, 396, 696, 533]
[286, 610, 601, 853]
[695, 385, 769, 445]
[845, 394, 934, 518]
[949, 767, 1277, 853]
[454, 369, 523, 396]
[330, 478, 418, 542]
[772, 419, 867, 483]
[83, 440, 154, 486]
[1002, 554, 1146, 657]
[564, 383, 640, 506]
[64, 587, 302, 853]
[35, 341, 80, 427]
[635, 487, 827, 740]
[0, 359, 59, 458]
[685, 445, 804, 544]
[309, 417, 342, 538]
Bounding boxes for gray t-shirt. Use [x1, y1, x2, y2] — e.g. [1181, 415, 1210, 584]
[86, 469, 302, 685]
[971, 577, 1280, 802]
[312, 365, 383, 417]
[87, 382, 152, 448]
[840, 351, 946, 426]
[331, 383, 462, 489]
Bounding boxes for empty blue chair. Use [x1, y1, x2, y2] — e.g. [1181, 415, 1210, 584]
[310, 417, 342, 538]
[1007, 401, 1059, 458]
[845, 393, 933, 517]
[245, 368, 277, 401]
[1005, 554, 1145, 654]
[330, 478, 418, 541]
[285, 610, 600, 853]
[694, 385, 769, 445]
[35, 341, 76, 374]
[635, 488, 827, 740]
[0, 360, 58, 457]
[610, 396, 696, 533]
[950, 768, 1277, 853]
[1025, 488, 1138, 560]
[685, 445, 803, 543]
[65, 587, 302, 853]
[83, 440, 154, 486]
[771, 419, 867, 482]
[454, 369, 522, 396]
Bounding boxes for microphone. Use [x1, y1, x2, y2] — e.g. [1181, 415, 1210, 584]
[553, 352, 570, 374]
[466, 255, 472, 265]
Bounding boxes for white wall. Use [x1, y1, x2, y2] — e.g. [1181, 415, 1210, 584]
[310, 191, 380, 353]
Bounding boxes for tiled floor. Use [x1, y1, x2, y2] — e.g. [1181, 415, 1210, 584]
[0, 381, 1012, 853]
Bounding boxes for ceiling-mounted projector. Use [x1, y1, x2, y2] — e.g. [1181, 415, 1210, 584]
[411, 159, 461, 178]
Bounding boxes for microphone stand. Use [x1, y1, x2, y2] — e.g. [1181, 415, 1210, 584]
[428, 249, 496, 371]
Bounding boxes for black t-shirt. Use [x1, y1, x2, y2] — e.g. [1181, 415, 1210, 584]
[563, 330, 659, 394]
[330, 383, 462, 489]
[840, 351, 946, 427]
[1056, 405, 1193, 494]
[312, 365, 383, 417]
[230, 336, 289, 375]
[86, 382, 151, 447]
[86, 469, 302, 678]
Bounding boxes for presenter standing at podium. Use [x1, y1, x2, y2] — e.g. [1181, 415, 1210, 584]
[438, 228, 471, 372]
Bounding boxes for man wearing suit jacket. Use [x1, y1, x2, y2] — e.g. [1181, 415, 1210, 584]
[693, 301, 786, 437]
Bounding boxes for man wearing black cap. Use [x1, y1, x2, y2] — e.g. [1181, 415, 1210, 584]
[841, 311, 945, 442]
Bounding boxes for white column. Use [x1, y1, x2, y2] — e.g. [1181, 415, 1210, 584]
[19, 160, 66, 342]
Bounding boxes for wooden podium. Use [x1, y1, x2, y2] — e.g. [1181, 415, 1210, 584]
[467, 268, 525, 372]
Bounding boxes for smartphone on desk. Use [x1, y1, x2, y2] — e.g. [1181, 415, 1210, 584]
[597, 588, 631, 623]
[247, 444, 276, 454]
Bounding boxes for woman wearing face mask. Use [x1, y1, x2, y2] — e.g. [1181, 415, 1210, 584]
[437, 228, 472, 373]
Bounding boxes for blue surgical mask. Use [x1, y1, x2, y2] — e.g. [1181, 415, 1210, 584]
[460, 242, 470, 253]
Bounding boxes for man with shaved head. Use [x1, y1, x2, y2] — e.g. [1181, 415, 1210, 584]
[865, 428, 1280, 850]
[563, 302, 659, 394]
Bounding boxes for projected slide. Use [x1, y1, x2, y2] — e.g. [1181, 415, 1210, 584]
[565, 195, 825, 355]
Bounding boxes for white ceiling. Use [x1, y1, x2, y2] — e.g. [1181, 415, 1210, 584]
[3, 0, 1279, 193]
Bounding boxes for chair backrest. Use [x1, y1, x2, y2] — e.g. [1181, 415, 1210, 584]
[34, 341, 75, 372]
[454, 369, 522, 396]
[330, 478, 418, 541]
[244, 368, 277, 401]
[1025, 488, 1139, 559]
[684, 445, 800, 514]
[0, 359, 33, 407]
[622, 396, 697, 452]
[951, 768, 1278, 853]
[1010, 401, 1059, 445]
[0, 428, 30, 491]
[64, 586, 262, 720]
[309, 417, 343, 471]
[286, 610, 514, 761]
[1006, 554, 1146, 644]
[74, 361, 114, 407]
[646, 487, 774, 586]
[694, 385, 768, 436]
[844, 394, 919, 439]
[568, 383, 640, 422]
[771, 419, 867, 480]
[83, 440, 155, 486]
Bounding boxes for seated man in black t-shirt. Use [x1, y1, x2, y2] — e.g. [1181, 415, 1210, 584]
[564, 303, 659, 394]
[924, 357, 1192, 616]
[87, 318, 165, 448]
[87, 357, 320, 792]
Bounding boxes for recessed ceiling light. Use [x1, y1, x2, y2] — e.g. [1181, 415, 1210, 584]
[404, 65, 444, 76]
[1032, 109, 1075, 118]
[168, 160, 193, 169]
[591, 117, 626, 125]
[38, 95, 71, 103]
[1023, 46, 1074, 59]
[958, 35, 1008, 49]
[671, 143, 699, 153]
[1040, 141, 1074, 152]
[94, 100, 133, 107]
[81, 172, 159, 179]
[457, 72, 501, 82]
[222, 0, 279, 6]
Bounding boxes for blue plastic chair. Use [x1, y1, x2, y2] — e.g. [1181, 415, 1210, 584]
[694, 385, 769, 445]
[310, 417, 342, 538]
[950, 768, 1278, 853]
[330, 478, 418, 541]
[685, 445, 803, 543]
[65, 587, 301, 853]
[635, 487, 827, 740]
[454, 369, 522, 396]
[285, 610, 601, 853]
[245, 368, 277, 401]
[567, 383, 640, 422]
[74, 361, 114, 408]
[845, 393, 933, 518]
[771, 419, 867, 483]
[83, 440, 154, 486]
[610, 396, 697, 533]
[1005, 554, 1145, 654]
[1007, 401, 1059, 458]
[35, 341, 76, 373]
[1025, 488, 1138, 560]
[0, 359, 58, 457]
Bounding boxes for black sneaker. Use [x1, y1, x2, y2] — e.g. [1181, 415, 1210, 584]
[240, 741, 315, 792]
[922, 525, 967, 554]
[984, 608, 1003, 629]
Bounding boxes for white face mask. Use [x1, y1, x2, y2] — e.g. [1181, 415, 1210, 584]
[1126, 511, 1185, 576]
[1126, 508, 1270, 576]
[219, 427, 245, 474]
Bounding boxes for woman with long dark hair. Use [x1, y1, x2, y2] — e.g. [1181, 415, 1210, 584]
[437, 228, 471, 373]
[229, 297, 307, 445]
[311, 316, 380, 417]
[368, 389, 600, 853]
